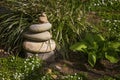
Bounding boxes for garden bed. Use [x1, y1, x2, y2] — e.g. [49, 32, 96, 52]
[0, 0, 120, 80]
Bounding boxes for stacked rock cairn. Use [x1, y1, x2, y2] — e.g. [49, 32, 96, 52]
[23, 13, 56, 62]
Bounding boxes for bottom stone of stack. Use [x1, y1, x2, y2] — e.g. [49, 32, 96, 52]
[26, 51, 55, 62]
[23, 39, 56, 53]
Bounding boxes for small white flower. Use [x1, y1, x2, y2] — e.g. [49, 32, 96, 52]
[97, 4, 100, 6]
[31, 61, 34, 63]
[114, 20, 117, 22]
[114, 27, 116, 30]
[31, 65, 35, 70]
[109, 28, 111, 31]
[110, 2, 113, 5]
[74, 73, 77, 75]
[102, 19, 105, 21]
[70, 76, 73, 78]
[106, 20, 110, 22]
[78, 77, 82, 80]
[94, 3, 96, 6]
[113, 23, 115, 25]
[2, 78, 5, 80]
[102, 0, 105, 4]
[25, 59, 29, 61]
[24, 65, 27, 68]
[28, 63, 32, 65]
[24, 61, 26, 64]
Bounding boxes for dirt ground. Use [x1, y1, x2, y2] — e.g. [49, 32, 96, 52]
[45, 52, 120, 80]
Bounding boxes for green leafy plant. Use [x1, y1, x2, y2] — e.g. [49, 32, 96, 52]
[70, 32, 120, 67]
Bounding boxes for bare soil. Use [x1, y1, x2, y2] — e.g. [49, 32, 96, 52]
[45, 52, 120, 80]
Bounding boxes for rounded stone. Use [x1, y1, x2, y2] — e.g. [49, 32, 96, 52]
[23, 31, 52, 41]
[39, 16, 49, 23]
[23, 39, 56, 53]
[39, 12, 49, 23]
[29, 23, 52, 32]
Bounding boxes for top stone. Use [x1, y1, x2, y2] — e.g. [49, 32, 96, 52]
[39, 12, 49, 23]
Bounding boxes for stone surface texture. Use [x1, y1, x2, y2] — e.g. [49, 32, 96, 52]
[23, 13, 56, 61]
[23, 31, 52, 41]
[29, 23, 52, 32]
[23, 39, 56, 53]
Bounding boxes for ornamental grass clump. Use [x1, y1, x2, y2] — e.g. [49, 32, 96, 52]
[0, 0, 87, 55]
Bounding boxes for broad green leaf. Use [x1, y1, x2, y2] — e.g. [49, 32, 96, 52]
[88, 52, 96, 67]
[105, 52, 119, 63]
[85, 33, 95, 46]
[93, 34, 105, 46]
[97, 34, 105, 41]
[108, 42, 120, 49]
[70, 42, 87, 52]
[93, 42, 98, 50]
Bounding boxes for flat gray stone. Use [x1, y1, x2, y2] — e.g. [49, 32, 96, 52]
[26, 51, 55, 62]
[23, 39, 56, 53]
[29, 23, 52, 32]
[23, 31, 52, 41]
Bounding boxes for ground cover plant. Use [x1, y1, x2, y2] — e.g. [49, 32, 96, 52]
[0, 56, 42, 80]
[0, 56, 88, 80]
[0, 0, 120, 80]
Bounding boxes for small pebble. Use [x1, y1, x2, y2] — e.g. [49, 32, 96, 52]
[39, 12, 49, 23]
